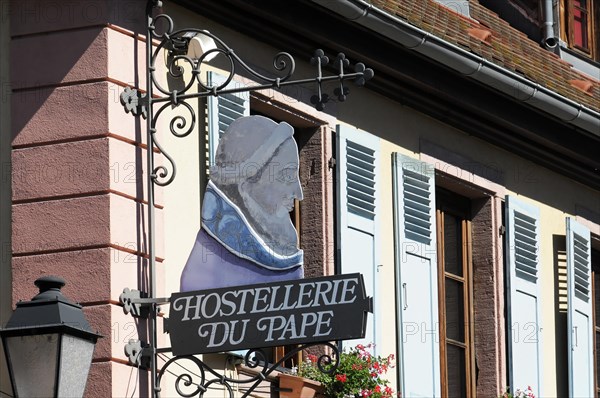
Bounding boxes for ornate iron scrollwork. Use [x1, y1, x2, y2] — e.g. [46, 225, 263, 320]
[120, 3, 373, 187]
[156, 343, 339, 398]
[119, 2, 373, 397]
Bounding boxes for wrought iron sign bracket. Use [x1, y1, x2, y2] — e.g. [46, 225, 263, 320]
[119, 1, 373, 189]
[125, 339, 153, 369]
[118, 1, 374, 397]
[157, 343, 340, 398]
[120, 87, 148, 119]
[119, 288, 170, 318]
[119, 46, 373, 120]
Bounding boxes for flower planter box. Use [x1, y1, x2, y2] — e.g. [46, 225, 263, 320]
[278, 373, 324, 398]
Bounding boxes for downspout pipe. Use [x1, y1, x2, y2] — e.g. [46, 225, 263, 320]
[310, 0, 600, 136]
[542, 0, 558, 49]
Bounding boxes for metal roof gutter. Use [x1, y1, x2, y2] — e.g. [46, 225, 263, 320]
[310, 0, 600, 136]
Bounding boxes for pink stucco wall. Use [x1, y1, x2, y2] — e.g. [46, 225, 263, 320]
[9, 1, 160, 396]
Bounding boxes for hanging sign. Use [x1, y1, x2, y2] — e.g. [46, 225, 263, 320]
[168, 273, 372, 355]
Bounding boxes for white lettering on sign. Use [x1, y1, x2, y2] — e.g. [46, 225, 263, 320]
[255, 310, 335, 342]
[169, 275, 370, 354]
[198, 319, 250, 348]
[173, 277, 359, 322]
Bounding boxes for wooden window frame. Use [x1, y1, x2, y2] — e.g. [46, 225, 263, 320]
[561, 0, 598, 60]
[249, 98, 331, 370]
[436, 191, 476, 398]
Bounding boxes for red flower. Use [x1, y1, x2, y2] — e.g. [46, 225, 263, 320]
[335, 374, 347, 383]
[375, 386, 381, 393]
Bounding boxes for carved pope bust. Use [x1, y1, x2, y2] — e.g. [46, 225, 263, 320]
[180, 115, 304, 291]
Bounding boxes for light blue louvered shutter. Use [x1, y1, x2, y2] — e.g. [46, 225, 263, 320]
[505, 196, 543, 396]
[566, 217, 594, 398]
[207, 72, 250, 166]
[336, 125, 380, 351]
[392, 153, 440, 398]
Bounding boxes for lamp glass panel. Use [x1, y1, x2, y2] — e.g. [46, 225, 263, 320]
[57, 334, 95, 397]
[5, 333, 59, 397]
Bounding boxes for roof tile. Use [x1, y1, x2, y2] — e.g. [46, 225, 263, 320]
[370, 0, 600, 112]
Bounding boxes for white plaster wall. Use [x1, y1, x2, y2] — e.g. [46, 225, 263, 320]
[157, 2, 600, 396]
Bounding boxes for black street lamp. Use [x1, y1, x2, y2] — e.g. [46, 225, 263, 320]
[0, 276, 101, 398]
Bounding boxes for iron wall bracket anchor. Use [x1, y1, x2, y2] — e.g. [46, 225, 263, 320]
[119, 288, 171, 318]
[125, 339, 153, 369]
[119, 288, 148, 318]
[120, 87, 148, 119]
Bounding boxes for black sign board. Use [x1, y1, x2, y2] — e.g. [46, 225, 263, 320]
[168, 273, 372, 356]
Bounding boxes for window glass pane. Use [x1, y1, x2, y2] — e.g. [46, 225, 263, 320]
[572, 0, 589, 48]
[573, 0, 588, 11]
[573, 20, 584, 47]
[445, 278, 465, 342]
[446, 344, 467, 398]
[444, 213, 463, 277]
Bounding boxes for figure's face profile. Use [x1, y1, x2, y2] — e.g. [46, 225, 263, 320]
[181, 115, 305, 293]
[242, 138, 303, 218]
[208, 115, 303, 255]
